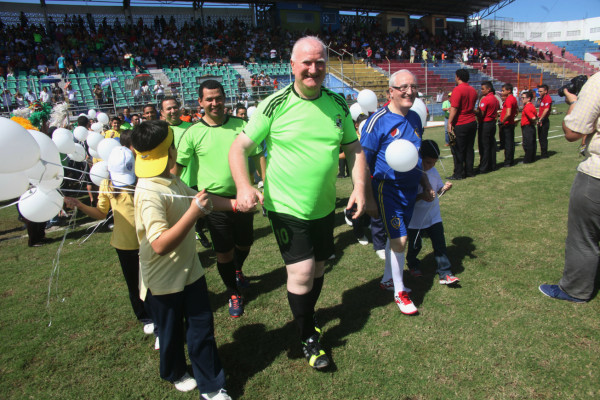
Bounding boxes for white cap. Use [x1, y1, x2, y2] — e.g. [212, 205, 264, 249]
[107, 147, 136, 187]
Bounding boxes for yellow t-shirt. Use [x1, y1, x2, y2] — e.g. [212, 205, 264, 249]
[134, 174, 204, 299]
[97, 179, 138, 250]
[104, 129, 121, 139]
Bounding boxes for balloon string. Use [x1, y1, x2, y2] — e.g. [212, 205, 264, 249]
[58, 188, 196, 200]
[0, 199, 19, 209]
[76, 209, 114, 246]
[412, 190, 446, 249]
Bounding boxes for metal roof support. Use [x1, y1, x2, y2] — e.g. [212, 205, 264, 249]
[469, 0, 515, 21]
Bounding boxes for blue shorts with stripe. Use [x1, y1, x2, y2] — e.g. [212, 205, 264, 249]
[373, 178, 418, 239]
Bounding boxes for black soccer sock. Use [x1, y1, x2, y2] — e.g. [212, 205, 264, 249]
[309, 276, 324, 311]
[217, 261, 237, 293]
[233, 247, 250, 272]
[287, 291, 315, 342]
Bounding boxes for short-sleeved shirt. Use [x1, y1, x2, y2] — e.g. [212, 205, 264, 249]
[243, 84, 357, 220]
[521, 102, 537, 126]
[564, 71, 600, 178]
[500, 94, 518, 126]
[97, 179, 138, 250]
[450, 82, 478, 126]
[538, 94, 552, 120]
[170, 120, 195, 187]
[134, 175, 204, 298]
[360, 106, 423, 191]
[177, 116, 257, 196]
[408, 166, 443, 229]
[479, 92, 500, 122]
[442, 100, 451, 119]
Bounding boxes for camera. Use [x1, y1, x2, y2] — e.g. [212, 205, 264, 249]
[558, 75, 588, 97]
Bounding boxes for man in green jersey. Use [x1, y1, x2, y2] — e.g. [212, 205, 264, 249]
[229, 36, 375, 369]
[176, 80, 262, 318]
[162, 96, 211, 249]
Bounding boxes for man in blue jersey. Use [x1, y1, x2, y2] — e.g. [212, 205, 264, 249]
[360, 69, 434, 315]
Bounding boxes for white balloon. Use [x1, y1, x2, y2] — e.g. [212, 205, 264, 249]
[410, 97, 428, 129]
[88, 109, 97, 119]
[385, 139, 419, 172]
[73, 126, 89, 142]
[91, 122, 104, 132]
[18, 187, 64, 223]
[52, 128, 76, 154]
[350, 103, 365, 121]
[0, 117, 41, 173]
[97, 138, 120, 161]
[87, 131, 104, 150]
[97, 112, 109, 125]
[88, 148, 100, 159]
[247, 106, 257, 118]
[89, 161, 109, 186]
[68, 143, 86, 162]
[0, 170, 30, 201]
[357, 90, 378, 113]
[26, 131, 62, 184]
[38, 173, 64, 191]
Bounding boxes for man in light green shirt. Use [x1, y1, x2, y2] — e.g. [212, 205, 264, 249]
[229, 36, 376, 370]
[442, 92, 452, 146]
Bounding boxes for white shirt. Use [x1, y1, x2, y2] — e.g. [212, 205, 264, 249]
[40, 90, 50, 103]
[408, 167, 444, 229]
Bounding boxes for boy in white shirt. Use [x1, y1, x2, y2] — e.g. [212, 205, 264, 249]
[406, 140, 459, 285]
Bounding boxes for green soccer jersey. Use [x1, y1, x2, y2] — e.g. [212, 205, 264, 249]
[244, 84, 357, 220]
[177, 116, 259, 196]
[171, 121, 195, 187]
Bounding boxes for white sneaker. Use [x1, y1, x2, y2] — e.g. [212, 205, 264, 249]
[143, 323, 154, 335]
[202, 388, 232, 400]
[174, 372, 197, 392]
[375, 249, 386, 260]
[154, 336, 160, 350]
[344, 215, 353, 226]
[357, 235, 369, 245]
[394, 291, 418, 315]
[257, 181, 264, 189]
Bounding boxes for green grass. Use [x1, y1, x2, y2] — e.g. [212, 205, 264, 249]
[1, 103, 599, 399]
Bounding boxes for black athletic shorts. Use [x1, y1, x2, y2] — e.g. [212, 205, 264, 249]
[267, 210, 334, 265]
[205, 210, 254, 253]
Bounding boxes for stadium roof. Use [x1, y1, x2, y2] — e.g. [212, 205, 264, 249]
[182, 0, 509, 20]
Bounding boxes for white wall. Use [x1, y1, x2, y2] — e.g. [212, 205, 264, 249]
[481, 17, 600, 42]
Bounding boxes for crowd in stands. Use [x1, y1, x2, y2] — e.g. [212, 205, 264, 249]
[0, 10, 545, 82]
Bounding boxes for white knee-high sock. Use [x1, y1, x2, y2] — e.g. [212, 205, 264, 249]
[390, 250, 406, 295]
[382, 239, 392, 282]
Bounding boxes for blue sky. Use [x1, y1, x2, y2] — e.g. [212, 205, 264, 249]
[489, 0, 600, 22]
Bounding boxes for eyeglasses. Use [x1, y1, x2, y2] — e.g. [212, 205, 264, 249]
[391, 84, 418, 93]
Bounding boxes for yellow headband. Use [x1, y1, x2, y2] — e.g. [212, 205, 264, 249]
[134, 127, 174, 178]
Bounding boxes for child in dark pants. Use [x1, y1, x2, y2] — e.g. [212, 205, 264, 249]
[406, 140, 460, 285]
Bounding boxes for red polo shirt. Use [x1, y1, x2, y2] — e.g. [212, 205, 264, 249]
[450, 82, 478, 126]
[479, 92, 500, 122]
[538, 94, 552, 120]
[500, 94, 518, 125]
[521, 102, 538, 126]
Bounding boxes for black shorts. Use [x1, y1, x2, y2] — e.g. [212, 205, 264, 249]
[268, 210, 334, 265]
[205, 210, 254, 253]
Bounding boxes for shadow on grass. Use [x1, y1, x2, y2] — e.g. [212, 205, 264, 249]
[220, 277, 390, 398]
[404, 236, 476, 307]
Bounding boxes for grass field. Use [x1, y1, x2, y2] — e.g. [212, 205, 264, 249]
[1, 103, 599, 399]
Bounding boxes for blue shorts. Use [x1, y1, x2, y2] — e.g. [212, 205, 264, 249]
[373, 179, 418, 239]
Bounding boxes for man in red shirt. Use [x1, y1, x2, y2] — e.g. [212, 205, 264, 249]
[521, 90, 538, 163]
[537, 84, 552, 158]
[499, 83, 519, 167]
[476, 81, 500, 173]
[448, 69, 478, 180]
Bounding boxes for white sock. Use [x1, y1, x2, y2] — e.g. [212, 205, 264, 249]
[390, 250, 406, 295]
[382, 239, 392, 282]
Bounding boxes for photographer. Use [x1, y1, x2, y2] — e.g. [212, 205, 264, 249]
[539, 72, 600, 303]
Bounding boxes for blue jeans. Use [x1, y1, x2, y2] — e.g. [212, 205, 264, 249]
[444, 118, 449, 144]
[406, 222, 452, 278]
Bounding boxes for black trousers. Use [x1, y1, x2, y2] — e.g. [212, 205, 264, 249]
[451, 121, 477, 178]
[500, 124, 515, 166]
[115, 249, 152, 323]
[478, 121, 497, 173]
[538, 118, 550, 156]
[522, 124, 537, 163]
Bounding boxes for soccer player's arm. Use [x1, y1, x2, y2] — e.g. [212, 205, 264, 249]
[448, 93, 459, 132]
[229, 111, 268, 212]
[342, 119, 377, 219]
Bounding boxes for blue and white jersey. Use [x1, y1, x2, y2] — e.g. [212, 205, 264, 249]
[360, 106, 423, 190]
